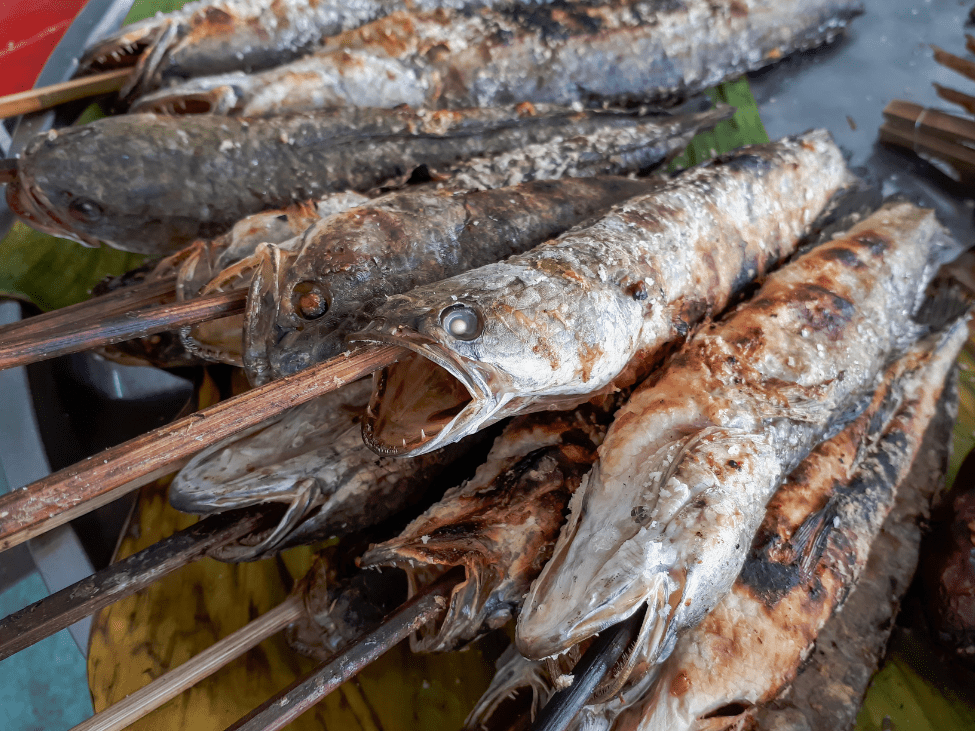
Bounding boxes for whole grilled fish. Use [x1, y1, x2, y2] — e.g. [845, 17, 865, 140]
[132, 0, 863, 116]
[350, 130, 852, 458]
[465, 317, 965, 731]
[170, 378, 490, 561]
[244, 176, 658, 384]
[8, 104, 682, 255]
[80, 0, 562, 101]
[359, 403, 613, 652]
[582, 318, 966, 731]
[515, 201, 960, 698]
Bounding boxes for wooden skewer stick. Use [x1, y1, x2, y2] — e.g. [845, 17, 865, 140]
[0, 276, 178, 343]
[71, 595, 304, 731]
[967, 33, 975, 57]
[0, 344, 402, 552]
[933, 83, 975, 117]
[882, 99, 975, 146]
[932, 45, 975, 84]
[879, 123, 975, 179]
[0, 68, 131, 120]
[224, 570, 460, 731]
[0, 288, 248, 371]
[0, 509, 267, 661]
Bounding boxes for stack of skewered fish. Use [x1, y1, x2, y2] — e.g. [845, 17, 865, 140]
[1, 0, 969, 729]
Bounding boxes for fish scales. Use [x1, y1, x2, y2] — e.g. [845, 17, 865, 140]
[359, 401, 614, 653]
[515, 200, 960, 697]
[81, 0, 565, 100]
[169, 379, 490, 562]
[245, 176, 659, 384]
[465, 319, 964, 731]
[8, 104, 719, 256]
[351, 130, 851, 458]
[132, 0, 863, 116]
[585, 321, 966, 731]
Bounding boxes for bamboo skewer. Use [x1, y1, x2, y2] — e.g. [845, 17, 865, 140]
[72, 595, 304, 731]
[0, 276, 177, 343]
[932, 45, 975, 83]
[0, 344, 402, 553]
[933, 82, 975, 117]
[0, 288, 248, 371]
[224, 570, 461, 731]
[880, 100, 975, 180]
[0, 68, 131, 120]
[0, 509, 267, 661]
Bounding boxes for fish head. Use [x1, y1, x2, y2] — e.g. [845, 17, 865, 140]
[517, 428, 775, 689]
[253, 207, 416, 381]
[349, 262, 638, 457]
[130, 73, 247, 115]
[8, 126, 203, 255]
[361, 426, 597, 651]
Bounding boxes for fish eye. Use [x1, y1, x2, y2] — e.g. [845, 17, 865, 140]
[440, 304, 482, 341]
[290, 280, 330, 320]
[67, 197, 104, 222]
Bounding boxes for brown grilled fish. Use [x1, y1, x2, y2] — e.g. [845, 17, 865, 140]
[359, 402, 613, 653]
[8, 104, 682, 255]
[515, 201, 960, 698]
[350, 130, 852, 457]
[132, 0, 863, 116]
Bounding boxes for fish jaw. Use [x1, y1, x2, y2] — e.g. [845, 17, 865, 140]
[350, 315, 511, 457]
[131, 73, 248, 114]
[516, 428, 778, 680]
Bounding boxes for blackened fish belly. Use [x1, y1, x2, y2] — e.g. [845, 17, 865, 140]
[351, 130, 851, 457]
[514, 201, 960, 697]
[132, 0, 863, 116]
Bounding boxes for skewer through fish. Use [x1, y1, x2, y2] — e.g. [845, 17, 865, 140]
[132, 0, 864, 116]
[6, 103, 722, 255]
[515, 200, 962, 701]
[350, 129, 852, 457]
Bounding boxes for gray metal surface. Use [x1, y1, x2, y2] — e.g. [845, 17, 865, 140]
[750, 0, 975, 243]
[0, 301, 95, 656]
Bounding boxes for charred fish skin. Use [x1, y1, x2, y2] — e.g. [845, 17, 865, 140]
[81, 0, 564, 101]
[132, 0, 863, 116]
[169, 378, 489, 562]
[7, 104, 718, 256]
[359, 403, 612, 652]
[351, 130, 852, 458]
[515, 201, 960, 690]
[248, 177, 658, 384]
[584, 319, 967, 731]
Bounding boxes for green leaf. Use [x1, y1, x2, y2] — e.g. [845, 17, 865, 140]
[124, 0, 192, 25]
[668, 76, 770, 171]
[0, 222, 144, 311]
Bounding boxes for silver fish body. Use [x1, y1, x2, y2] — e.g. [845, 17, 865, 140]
[81, 0, 556, 100]
[514, 201, 959, 695]
[7, 104, 721, 255]
[132, 0, 863, 116]
[350, 130, 851, 458]
[617, 319, 966, 731]
[245, 176, 659, 384]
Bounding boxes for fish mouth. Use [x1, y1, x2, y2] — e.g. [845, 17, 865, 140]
[6, 178, 103, 248]
[131, 82, 243, 115]
[79, 21, 161, 73]
[350, 326, 506, 458]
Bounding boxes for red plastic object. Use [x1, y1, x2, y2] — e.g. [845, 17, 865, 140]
[0, 0, 90, 97]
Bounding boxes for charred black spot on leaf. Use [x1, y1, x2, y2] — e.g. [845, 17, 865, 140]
[818, 245, 866, 269]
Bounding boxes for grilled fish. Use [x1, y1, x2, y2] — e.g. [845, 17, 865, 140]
[360, 402, 613, 652]
[589, 318, 966, 731]
[170, 378, 490, 561]
[132, 0, 863, 116]
[244, 177, 658, 384]
[8, 104, 687, 255]
[515, 201, 960, 698]
[80, 0, 562, 101]
[350, 130, 852, 458]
